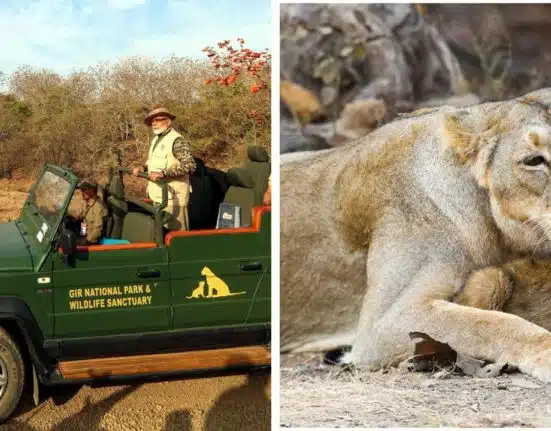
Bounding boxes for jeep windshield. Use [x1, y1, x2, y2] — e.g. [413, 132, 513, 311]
[29, 170, 72, 227]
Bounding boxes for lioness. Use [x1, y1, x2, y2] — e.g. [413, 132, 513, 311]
[281, 88, 551, 383]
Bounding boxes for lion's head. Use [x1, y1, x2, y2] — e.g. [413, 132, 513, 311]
[201, 266, 213, 277]
[443, 89, 551, 233]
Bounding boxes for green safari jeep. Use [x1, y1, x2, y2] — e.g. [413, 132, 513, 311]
[0, 163, 271, 422]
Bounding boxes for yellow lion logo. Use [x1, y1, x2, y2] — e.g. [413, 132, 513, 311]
[186, 266, 246, 299]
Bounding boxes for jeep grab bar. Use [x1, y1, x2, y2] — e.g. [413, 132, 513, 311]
[118, 167, 168, 211]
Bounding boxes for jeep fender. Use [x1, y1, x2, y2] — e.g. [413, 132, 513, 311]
[0, 297, 54, 381]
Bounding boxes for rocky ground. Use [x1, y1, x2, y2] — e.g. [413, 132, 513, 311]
[280, 353, 551, 428]
[0, 182, 271, 431]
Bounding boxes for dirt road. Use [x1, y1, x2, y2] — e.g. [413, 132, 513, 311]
[4, 372, 270, 431]
[0, 183, 271, 431]
[281, 353, 551, 428]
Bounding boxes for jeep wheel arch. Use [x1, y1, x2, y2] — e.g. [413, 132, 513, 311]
[0, 297, 52, 379]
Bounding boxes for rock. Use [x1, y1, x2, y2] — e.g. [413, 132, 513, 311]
[455, 355, 485, 376]
[475, 363, 507, 378]
[280, 3, 468, 153]
[425, 4, 551, 98]
[280, 116, 333, 154]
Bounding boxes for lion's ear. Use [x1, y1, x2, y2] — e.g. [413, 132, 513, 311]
[441, 111, 482, 163]
[441, 110, 499, 188]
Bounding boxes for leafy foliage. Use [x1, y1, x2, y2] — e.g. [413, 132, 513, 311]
[0, 40, 271, 181]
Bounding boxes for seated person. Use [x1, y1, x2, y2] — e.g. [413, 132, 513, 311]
[67, 181, 108, 246]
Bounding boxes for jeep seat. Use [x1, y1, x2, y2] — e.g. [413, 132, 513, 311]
[188, 157, 219, 230]
[244, 146, 271, 206]
[222, 168, 256, 227]
[120, 212, 156, 243]
[104, 174, 127, 239]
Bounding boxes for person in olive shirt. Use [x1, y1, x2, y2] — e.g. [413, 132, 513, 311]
[67, 181, 108, 245]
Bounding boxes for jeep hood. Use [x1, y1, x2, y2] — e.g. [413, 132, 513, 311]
[0, 222, 33, 272]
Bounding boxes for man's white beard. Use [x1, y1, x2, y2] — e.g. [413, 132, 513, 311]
[152, 126, 168, 135]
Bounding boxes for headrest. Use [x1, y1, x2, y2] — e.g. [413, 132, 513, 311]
[226, 167, 254, 188]
[247, 146, 270, 163]
[107, 175, 125, 200]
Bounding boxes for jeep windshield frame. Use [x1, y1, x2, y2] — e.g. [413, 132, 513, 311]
[18, 164, 78, 270]
[31, 171, 72, 226]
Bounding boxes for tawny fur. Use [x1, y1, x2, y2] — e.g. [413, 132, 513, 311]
[456, 259, 551, 331]
[335, 99, 387, 140]
[280, 79, 325, 124]
[281, 87, 551, 382]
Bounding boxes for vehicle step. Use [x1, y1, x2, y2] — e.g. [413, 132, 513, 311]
[57, 345, 271, 380]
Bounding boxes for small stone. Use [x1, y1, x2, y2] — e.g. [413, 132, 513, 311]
[475, 362, 506, 378]
[318, 26, 333, 35]
[497, 382, 507, 390]
[340, 46, 354, 57]
[293, 25, 309, 40]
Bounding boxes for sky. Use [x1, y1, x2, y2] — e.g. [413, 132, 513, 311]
[0, 0, 272, 77]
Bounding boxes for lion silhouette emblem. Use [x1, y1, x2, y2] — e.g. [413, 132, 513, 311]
[186, 266, 246, 299]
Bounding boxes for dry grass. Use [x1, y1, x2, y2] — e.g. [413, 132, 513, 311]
[0, 179, 32, 221]
[281, 353, 551, 428]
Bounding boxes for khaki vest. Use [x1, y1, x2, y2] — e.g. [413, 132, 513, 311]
[146, 128, 191, 206]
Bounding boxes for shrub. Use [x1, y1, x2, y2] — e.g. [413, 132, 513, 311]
[0, 39, 271, 182]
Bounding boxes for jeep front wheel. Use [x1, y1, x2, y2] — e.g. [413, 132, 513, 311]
[0, 327, 25, 423]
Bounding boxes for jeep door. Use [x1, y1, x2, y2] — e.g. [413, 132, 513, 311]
[52, 245, 171, 338]
[167, 231, 265, 329]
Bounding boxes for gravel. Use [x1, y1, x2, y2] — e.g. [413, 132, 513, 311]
[4, 372, 270, 431]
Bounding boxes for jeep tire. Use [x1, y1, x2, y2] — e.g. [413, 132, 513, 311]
[0, 327, 25, 423]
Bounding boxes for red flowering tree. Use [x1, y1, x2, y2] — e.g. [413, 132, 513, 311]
[202, 38, 271, 93]
[201, 38, 271, 146]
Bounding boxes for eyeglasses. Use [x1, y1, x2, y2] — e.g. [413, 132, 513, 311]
[151, 117, 170, 123]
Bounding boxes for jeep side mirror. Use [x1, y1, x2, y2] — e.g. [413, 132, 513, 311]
[59, 229, 76, 266]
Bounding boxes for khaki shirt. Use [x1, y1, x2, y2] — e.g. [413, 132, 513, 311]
[67, 196, 108, 244]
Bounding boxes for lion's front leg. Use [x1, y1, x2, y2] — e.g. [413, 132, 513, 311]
[350, 261, 551, 382]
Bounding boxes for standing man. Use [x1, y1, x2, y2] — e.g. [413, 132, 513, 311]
[133, 107, 196, 231]
[67, 181, 108, 246]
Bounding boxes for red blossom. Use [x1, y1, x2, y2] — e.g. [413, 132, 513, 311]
[202, 37, 270, 92]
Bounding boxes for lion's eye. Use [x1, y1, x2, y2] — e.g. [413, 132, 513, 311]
[521, 155, 548, 167]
